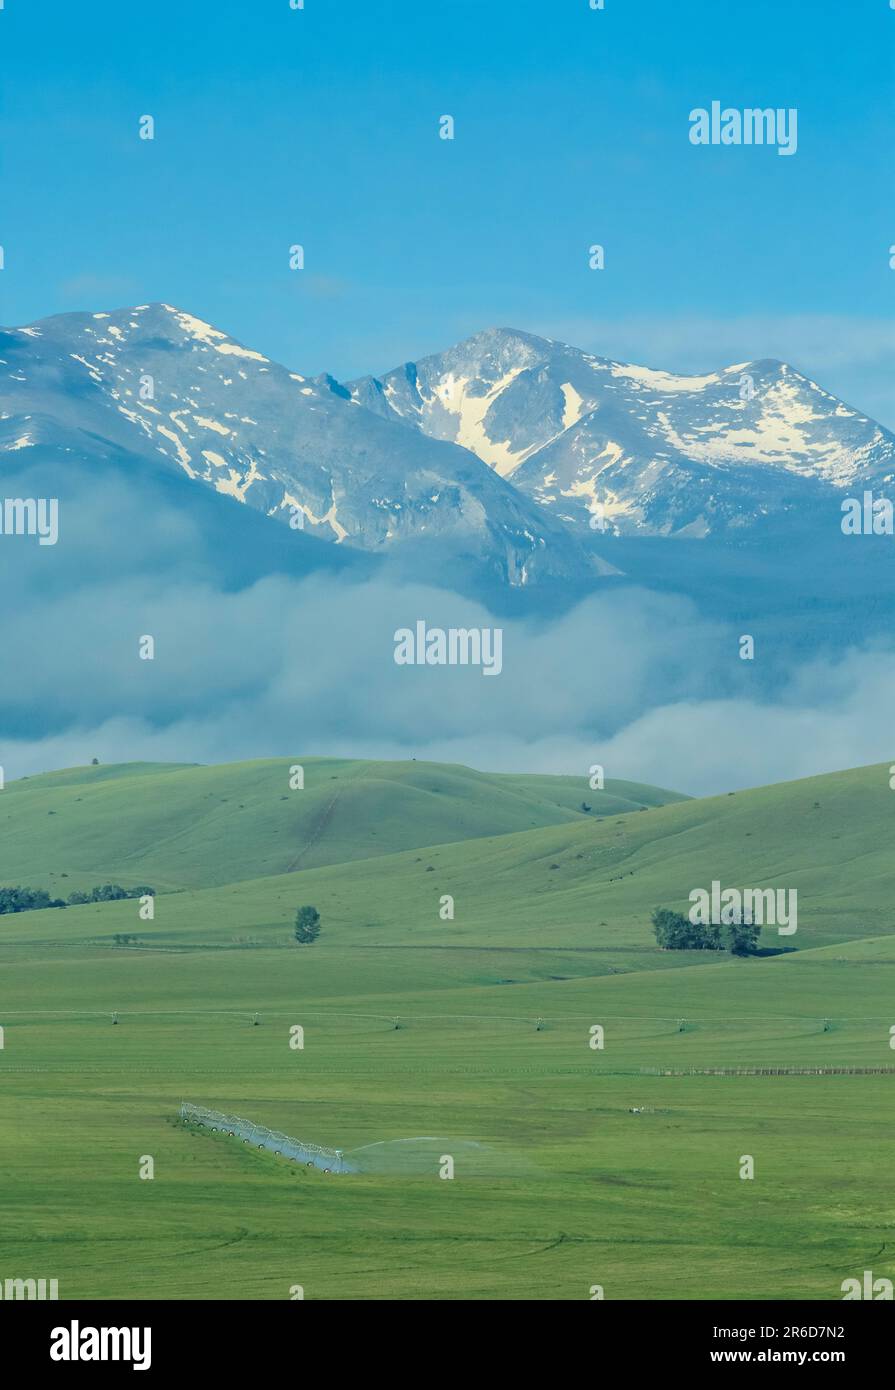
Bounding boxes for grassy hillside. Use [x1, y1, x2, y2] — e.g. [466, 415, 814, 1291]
[1, 755, 892, 1300]
[0, 757, 685, 893]
[5, 760, 889, 956]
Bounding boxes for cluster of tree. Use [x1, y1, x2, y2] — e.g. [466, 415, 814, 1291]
[0, 886, 67, 914]
[66, 884, 154, 905]
[0, 884, 155, 915]
[651, 907, 761, 957]
[294, 905, 321, 944]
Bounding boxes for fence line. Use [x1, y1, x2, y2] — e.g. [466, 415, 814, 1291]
[180, 1102, 352, 1173]
[639, 1066, 895, 1076]
[6, 1007, 895, 1022]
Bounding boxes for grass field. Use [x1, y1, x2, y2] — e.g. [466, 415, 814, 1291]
[1, 758, 893, 1300]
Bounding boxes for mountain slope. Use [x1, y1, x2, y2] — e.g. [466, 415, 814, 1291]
[354, 328, 895, 536]
[6, 304, 893, 574]
[6, 306, 892, 564]
[0, 306, 597, 586]
[0, 757, 686, 892]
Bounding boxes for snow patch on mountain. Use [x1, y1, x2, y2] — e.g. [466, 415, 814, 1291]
[0, 305, 594, 586]
[609, 363, 722, 392]
[561, 382, 585, 429]
[6, 305, 893, 563]
[430, 368, 528, 475]
[360, 329, 895, 536]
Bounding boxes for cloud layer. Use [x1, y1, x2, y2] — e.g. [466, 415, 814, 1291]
[3, 532, 893, 795]
[1, 459, 892, 797]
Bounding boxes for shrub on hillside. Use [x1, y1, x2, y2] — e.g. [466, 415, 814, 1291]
[294, 905, 321, 944]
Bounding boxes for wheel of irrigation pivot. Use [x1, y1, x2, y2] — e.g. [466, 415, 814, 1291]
[323, 1168, 331, 1174]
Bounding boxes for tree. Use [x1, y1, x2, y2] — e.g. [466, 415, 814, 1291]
[727, 917, 761, 956]
[651, 906, 724, 951]
[294, 905, 321, 944]
[703, 921, 724, 951]
[67, 884, 154, 906]
[652, 906, 688, 948]
[93, 884, 129, 901]
[0, 886, 66, 914]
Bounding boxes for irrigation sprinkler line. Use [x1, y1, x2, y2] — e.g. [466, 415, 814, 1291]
[181, 1101, 348, 1171]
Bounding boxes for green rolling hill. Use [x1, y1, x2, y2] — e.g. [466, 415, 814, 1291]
[1, 755, 893, 1301]
[3, 759, 889, 957]
[0, 757, 686, 894]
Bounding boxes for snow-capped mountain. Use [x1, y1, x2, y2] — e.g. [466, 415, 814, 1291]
[0, 305, 597, 587]
[351, 328, 895, 536]
[3, 307, 893, 593]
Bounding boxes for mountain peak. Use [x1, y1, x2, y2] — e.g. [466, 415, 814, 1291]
[345, 323, 895, 528]
[0, 301, 594, 587]
[454, 325, 553, 350]
[4, 303, 893, 553]
[13, 301, 272, 366]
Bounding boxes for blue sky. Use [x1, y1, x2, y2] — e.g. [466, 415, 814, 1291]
[3, 0, 894, 421]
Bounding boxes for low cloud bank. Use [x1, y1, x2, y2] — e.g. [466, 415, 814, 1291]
[2, 557, 892, 795]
